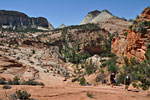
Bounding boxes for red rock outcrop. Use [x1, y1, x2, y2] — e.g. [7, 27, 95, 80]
[111, 7, 150, 61]
[124, 30, 146, 61]
[137, 7, 150, 21]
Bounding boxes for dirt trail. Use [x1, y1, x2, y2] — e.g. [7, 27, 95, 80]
[0, 84, 149, 100]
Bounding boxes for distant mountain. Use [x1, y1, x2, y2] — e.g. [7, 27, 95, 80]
[80, 9, 132, 33]
[80, 9, 114, 25]
[0, 10, 54, 30]
[80, 10, 101, 25]
[59, 24, 66, 28]
[90, 9, 113, 23]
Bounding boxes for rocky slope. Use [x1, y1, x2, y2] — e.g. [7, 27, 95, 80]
[0, 10, 54, 30]
[111, 7, 150, 61]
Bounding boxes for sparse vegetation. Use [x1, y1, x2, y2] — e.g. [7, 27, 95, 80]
[14, 90, 31, 100]
[3, 85, 11, 89]
[0, 77, 45, 86]
[85, 59, 97, 75]
[20, 79, 45, 86]
[53, 23, 100, 32]
[116, 72, 125, 85]
[86, 92, 93, 98]
[0, 26, 47, 33]
[121, 47, 150, 90]
[100, 57, 119, 74]
[60, 29, 92, 64]
[72, 77, 79, 83]
[123, 32, 128, 36]
[79, 76, 86, 86]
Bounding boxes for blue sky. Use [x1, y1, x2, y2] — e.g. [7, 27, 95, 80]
[0, 0, 150, 28]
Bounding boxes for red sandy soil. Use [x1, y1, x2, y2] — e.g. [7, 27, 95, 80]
[0, 84, 149, 100]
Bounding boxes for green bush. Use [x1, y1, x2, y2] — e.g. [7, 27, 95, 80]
[106, 57, 119, 74]
[80, 76, 86, 86]
[0, 78, 6, 85]
[116, 72, 125, 85]
[12, 76, 20, 85]
[85, 60, 96, 75]
[129, 25, 132, 29]
[3, 85, 11, 89]
[8, 79, 13, 85]
[142, 21, 150, 27]
[21, 79, 45, 86]
[132, 82, 137, 88]
[15, 90, 31, 100]
[72, 78, 79, 83]
[123, 32, 128, 36]
[86, 92, 93, 98]
[99, 69, 104, 74]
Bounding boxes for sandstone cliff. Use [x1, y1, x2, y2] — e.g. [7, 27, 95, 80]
[0, 10, 54, 30]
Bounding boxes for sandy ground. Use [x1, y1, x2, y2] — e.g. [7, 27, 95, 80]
[0, 84, 149, 100]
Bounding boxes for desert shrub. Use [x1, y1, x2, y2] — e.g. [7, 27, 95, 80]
[3, 85, 11, 89]
[86, 92, 93, 98]
[12, 76, 20, 85]
[129, 25, 132, 29]
[99, 69, 104, 74]
[132, 27, 136, 32]
[8, 79, 13, 85]
[107, 64, 119, 74]
[116, 72, 125, 85]
[106, 57, 119, 74]
[142, 21, 150, 27]
[85, 60, 96, 75]
[21, 79, 45, 86]
[32, 49, 35, 54]
[123, 32, 128, 36]
[79, 76, 86, 86]
[15, 90, 31, 100]
[72, 78, 79, 83]
[100, 63, 107, 68]
[132, 82, 138, 88]
[0, 78, 6, 85]
[2, 68, 7, 71]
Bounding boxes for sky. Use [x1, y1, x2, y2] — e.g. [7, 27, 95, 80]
[0, 0, 150, 28]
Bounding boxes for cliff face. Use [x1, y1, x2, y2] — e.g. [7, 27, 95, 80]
[111, 7, 150, 61]
[0, 10, 54, 30]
